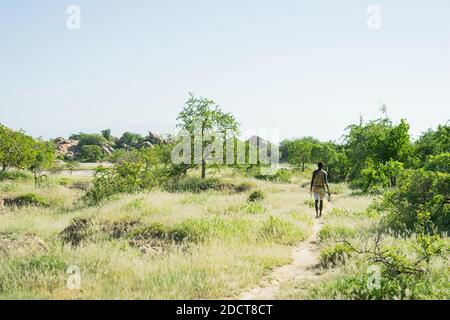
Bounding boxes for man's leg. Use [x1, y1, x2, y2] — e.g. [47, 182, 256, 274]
[314, 200, 319, 218]
[319, 200, 323, 217]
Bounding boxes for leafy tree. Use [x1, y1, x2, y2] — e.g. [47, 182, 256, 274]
[424, 153, 450, 173]
[414, 124, 450, 165]
[0, 124, 36, 171]
[101, 129, 112, 140]
[29, 140, 56, 186]
[80, 145, 105, 162]
[65, 161, 80, 175]
[118, 132, 144, 148]
[285, 137, 318, 171]
[176, 93, 239, 179]
[83, 145, 176, 205]
[344, 118, 412, 181]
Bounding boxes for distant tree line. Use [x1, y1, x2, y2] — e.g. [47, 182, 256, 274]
[280, 115, 449, 192]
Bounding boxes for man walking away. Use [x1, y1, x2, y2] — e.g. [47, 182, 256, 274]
[310, 162, 331, 218]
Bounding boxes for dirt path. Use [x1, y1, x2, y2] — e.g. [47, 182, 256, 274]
[240, 218, 323, 300]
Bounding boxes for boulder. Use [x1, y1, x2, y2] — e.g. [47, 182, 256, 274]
[53, 137, 80, 160]
[100, 143, 115, 155]
[148, 131, 165, 145]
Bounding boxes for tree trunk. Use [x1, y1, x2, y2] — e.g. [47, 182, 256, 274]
[302, 162, 305, 172]
[201, 160, 206, 179]
[1, 164, 6, 172]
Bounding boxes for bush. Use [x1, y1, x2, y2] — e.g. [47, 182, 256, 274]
[234, 182, 255, 193]
[424, 153, 450, 173]
[248, 190, 265, 202]
[80, 145, 105, 162]
[379, 169, 450, 233]
[252, 168, 293, 183]
[320, 243, 353, 267]
[0, 171, 29, 181]
[71, 133, 107, 147]
[4, 193, 50, 208]
[307, 269, 449, 300]
[12, 255, 67, 276]
[166, 176, 233, 193]
[272, 169, 293, 182]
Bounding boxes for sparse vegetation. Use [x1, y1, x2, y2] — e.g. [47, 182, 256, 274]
[0, 111, 448, 300]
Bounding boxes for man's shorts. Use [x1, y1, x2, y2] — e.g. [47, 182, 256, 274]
[313, 187, 325, 201]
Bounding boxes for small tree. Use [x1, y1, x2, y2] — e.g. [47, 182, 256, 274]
[286, 137, 317, 171]
[176, 93, 239, 179]
[0, 124, 36, 171]
[29, 141, 56, 186]
[65, 161, 80, 175]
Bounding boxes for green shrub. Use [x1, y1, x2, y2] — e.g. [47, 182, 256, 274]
[4, 193, 50, 208]
[234, 182, 255, 193]
[307, 266, 449, 300]
[248, 190, 265, 202]
[71, 133, 107, 147]
[379, 169, 450, 232]
[273, 169, 293, 183]
[320, 243, 353, 267]
[80, 145, 105, 162]
[253, 168, 292, 183]
[424, 153, 450, 173]
[12, 255, 67, 276]
[0, 171, 29, 181]
[167, 176, 232, 193]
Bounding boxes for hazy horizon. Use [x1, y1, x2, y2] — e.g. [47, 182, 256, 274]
[1, 1, 449, 142]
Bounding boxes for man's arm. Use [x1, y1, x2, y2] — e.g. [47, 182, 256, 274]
[325, 172, 330, 195]
[310, 171, 315, 193]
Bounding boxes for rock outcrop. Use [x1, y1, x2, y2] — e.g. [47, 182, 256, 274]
[148, 131, 166, 145]
[53, 137, 80, 160]
[100, 143, 115, 155]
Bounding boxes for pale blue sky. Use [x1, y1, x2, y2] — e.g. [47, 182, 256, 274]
[0, 0, 449, 142]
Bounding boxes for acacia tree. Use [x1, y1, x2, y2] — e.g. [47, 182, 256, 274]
[176, 93, 239, 179]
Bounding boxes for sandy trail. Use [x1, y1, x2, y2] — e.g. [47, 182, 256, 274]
[241, 218, 323, 300]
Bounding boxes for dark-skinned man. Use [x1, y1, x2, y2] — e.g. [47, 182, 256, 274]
[310, 162, 331, 218]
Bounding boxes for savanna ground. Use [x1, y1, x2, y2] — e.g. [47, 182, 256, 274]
[0, 167, 448, 300]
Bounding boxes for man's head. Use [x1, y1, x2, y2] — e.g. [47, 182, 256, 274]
[317, 162, 324, 169]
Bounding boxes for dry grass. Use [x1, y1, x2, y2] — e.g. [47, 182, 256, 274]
[0, 168, 317, 299]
